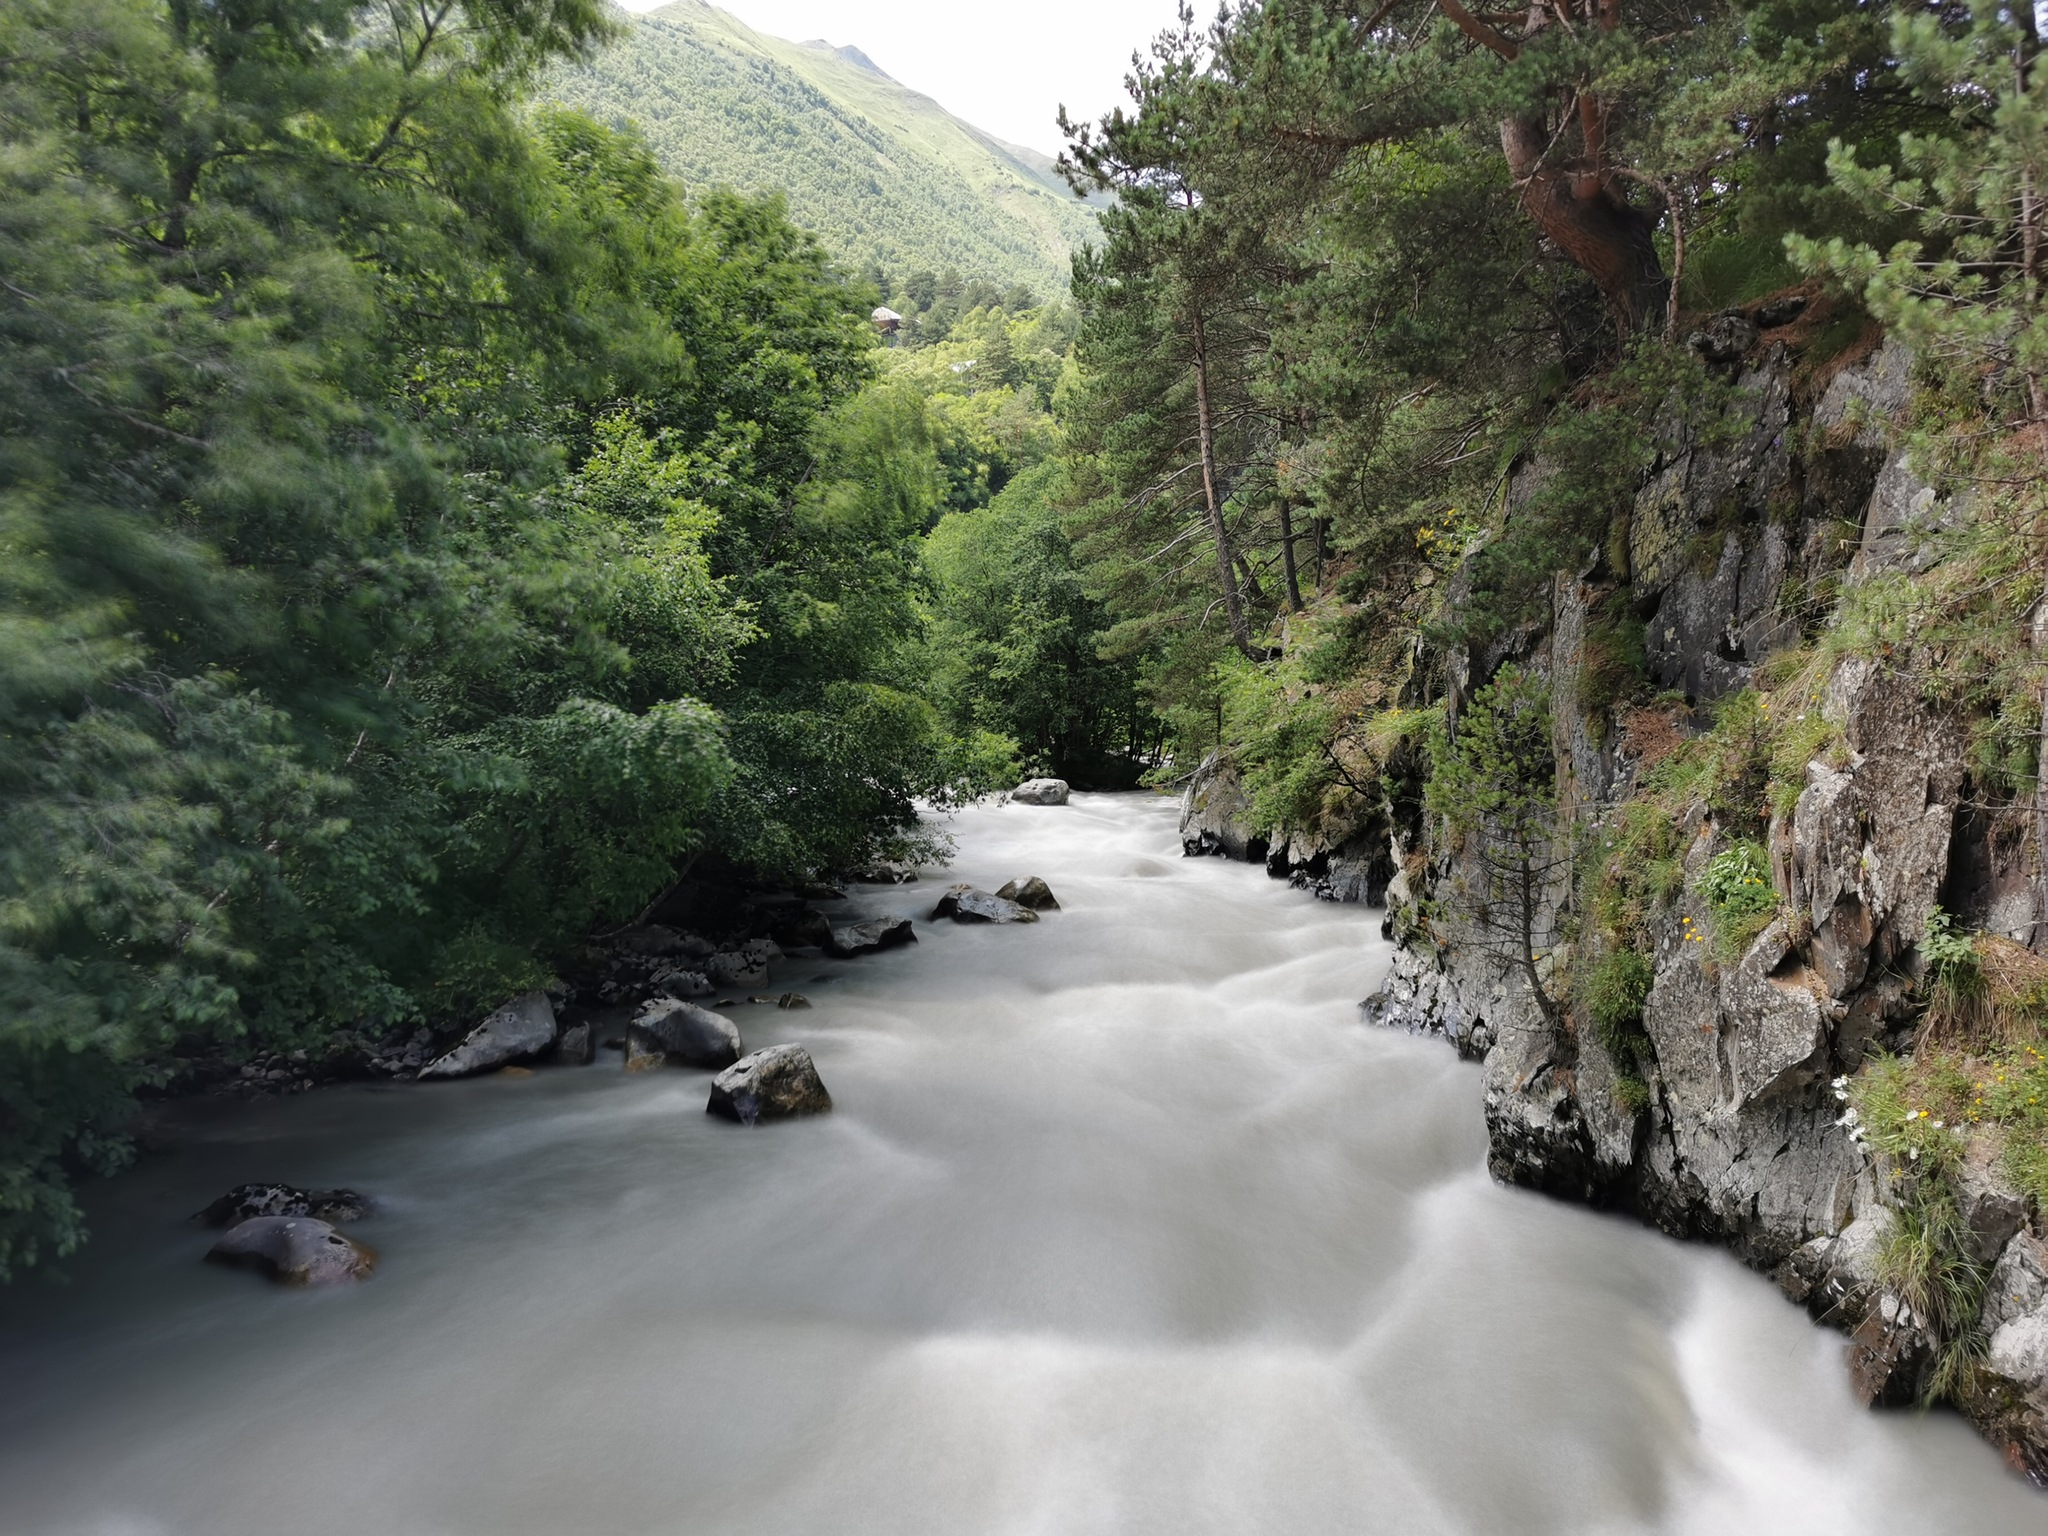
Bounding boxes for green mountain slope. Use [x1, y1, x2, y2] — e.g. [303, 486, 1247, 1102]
[548, 3, 1100, 293]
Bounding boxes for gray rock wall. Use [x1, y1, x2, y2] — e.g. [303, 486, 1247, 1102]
[1361, 335, 2048, 1479]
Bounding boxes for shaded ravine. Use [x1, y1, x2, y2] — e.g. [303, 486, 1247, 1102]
[0, 793, 2041, 1534]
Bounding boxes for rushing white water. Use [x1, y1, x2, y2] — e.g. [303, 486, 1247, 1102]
[1, 792, 2043, 1535]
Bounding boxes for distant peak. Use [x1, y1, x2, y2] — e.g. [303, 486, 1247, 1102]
[797, 38, 893, 80]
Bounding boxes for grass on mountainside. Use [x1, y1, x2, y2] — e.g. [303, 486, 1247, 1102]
[545, 3, 1098, 294]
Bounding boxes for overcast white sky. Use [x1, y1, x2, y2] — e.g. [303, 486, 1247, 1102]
[615, 0, 1184, 154]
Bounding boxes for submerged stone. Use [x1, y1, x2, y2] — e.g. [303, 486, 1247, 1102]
[206, 1217, 376, 1287]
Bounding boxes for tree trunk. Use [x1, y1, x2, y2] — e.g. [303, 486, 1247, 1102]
[1500, 115, 1668, 336]
[1189, 303, 1258, 656]
[1277, 496, 1304, 612]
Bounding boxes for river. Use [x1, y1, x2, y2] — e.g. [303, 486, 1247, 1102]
[0, 792, 2042, 1534]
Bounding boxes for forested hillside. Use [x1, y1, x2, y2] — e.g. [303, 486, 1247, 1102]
[545, 2, 1100, 295]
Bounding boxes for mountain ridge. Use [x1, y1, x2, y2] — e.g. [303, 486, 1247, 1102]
[548, 3, 1099, 293]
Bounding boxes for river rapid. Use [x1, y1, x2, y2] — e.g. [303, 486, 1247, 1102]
[0, 792, 2043, 1535]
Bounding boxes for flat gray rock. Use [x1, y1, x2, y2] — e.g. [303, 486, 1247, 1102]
[824, 917, 916, 957]
[418, 992, 557, 1079]
[933, 884, 1038, 924]
[628, 998, 742, 1070]
[707, 1043, 833, 1124]
[206, 1217, 376, 1286]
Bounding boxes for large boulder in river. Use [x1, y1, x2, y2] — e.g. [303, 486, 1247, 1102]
[628, 998, 742, 1070]
[206, 1217, 377, 1286]
[194, 1183, 372, 1227]
[995, 877, 1060, 911]
[417, 991, 557, 1080]
[932, 883, 1038, 924]
[707, 1043, 833, 1124]
[825, 916, 916, 957]
[1010, 778, 1069, 806]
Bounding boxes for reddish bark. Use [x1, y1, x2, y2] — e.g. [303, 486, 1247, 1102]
[1433, 0, 1671, 334]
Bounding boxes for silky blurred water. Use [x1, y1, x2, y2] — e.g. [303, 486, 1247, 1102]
[0, 791, 2042, 1535]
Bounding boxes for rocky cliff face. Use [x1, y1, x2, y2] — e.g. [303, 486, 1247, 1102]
[1187, 328, 2048, 1482]
[1180, 755, 1394, 903]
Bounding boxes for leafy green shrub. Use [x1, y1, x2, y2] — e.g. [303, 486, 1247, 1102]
[1697, 841, 1778, 961]
[1614, 1073, 1654, 1117]
[1844, 1052, 1988, 1401]
[1584, 948, 1655, 1060]
[1700, 842, 1777, 916]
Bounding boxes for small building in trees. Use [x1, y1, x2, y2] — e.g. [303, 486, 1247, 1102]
[872, 306, 903, 339]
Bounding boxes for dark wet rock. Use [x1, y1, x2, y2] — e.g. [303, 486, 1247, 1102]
[206, 1217, 377, 1286]
[1754, 292, 1809, 328]
[775, 909, 835, 950]
[418, 992, 557, 1080]
[1687, 309, 1760, 367]
[777, 993, 812, 1009]
[932, 883, 1038, 924]
[554, 1022, 595, 1066]
[707, 939, 777, 988]
[614, 924, 690, 957]
[800, 884, 847, 902]
[1010, 778, 1070, 806]
[995, 877, 1060, 911]
[824, 917, 917, 957]
[624, 1026, 665, 1074]
[650, 965, 714, 999]
[195, 1183, 372, 1227]
[847, 862, 919, 885]
[1847, 1292, 1936, 1408]
[628, 998, 742, 1070]
[1178, 754, 1268, 862]
[707, 1043, 833, 1124]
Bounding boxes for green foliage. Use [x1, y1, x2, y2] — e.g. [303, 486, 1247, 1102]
[1698, 840, 1780, 961]
[1791, 2, 2048, 434]
[1699, 842, 1778, 917]
[922, 463, 1154, 783]
[1585, 948, 1656, 1060]
[1845, 1052, 1993, 1400]
[0, 0, 1003, 1276]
